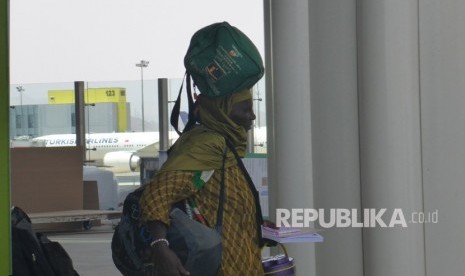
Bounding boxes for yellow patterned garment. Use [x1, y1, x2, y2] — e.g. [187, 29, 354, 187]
[140, 166, 264, 276]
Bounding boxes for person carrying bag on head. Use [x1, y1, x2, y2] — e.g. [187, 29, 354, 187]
[140, 88, 265, 276]
[139, 21, 267, 276]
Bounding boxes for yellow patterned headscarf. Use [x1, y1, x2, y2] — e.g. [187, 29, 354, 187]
[158, 89, 252, 173]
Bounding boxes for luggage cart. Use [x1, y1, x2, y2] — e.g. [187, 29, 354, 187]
[29, 209, 121, 230]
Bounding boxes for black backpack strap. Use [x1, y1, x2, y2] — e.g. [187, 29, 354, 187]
[224, 139, 265, 246]
[170, 72, 197, 135]
[170, 73, 186, 135]
[215, 145, 228, 235]
[184, 74, 197, 132]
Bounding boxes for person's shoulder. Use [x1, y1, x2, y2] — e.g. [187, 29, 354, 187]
[191, 127, 226, 146]
[153, 168, 194, 180]
[198, 130, 224, 142]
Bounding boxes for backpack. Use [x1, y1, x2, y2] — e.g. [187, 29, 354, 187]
[184, 21, 264, 97]
[11, 206, 80, 276]
[111, 140, 265, 276]
[111, 174, 222, 276]
[111, 187, 155, 275]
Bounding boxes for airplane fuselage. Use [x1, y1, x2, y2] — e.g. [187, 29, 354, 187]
[34, 132, 160, 161]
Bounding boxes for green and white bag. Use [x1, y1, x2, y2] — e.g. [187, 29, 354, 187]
[184, 21, 264, 97]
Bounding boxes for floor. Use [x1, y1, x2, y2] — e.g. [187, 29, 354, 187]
[47, 221, 122, 276]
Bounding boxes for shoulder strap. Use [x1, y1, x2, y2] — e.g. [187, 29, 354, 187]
[224, 139, 264, 246]
[215, 145, 228, 234]
[170, 72, 197, 135]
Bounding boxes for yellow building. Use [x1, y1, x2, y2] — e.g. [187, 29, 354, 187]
[48, 87, 129, 132]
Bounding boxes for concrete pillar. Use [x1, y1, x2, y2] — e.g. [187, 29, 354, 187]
[419, 1, 465, 275]
[357, 1, 425, 275]
[308, 1, 363, 275]
[264, 0, 315, 275]
[266, 0, 363, 274]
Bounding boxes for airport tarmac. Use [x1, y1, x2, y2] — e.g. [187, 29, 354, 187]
[47, 221, 122, 276]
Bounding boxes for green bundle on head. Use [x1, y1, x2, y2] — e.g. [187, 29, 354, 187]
[184, 21, 264, 97]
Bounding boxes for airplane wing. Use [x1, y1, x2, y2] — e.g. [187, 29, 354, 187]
[135, 142, 160, 158]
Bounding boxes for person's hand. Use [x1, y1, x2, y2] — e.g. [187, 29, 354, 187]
[152, 244, 190, 276]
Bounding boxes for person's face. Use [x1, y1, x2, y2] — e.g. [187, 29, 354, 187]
[229, 99, 256, 130]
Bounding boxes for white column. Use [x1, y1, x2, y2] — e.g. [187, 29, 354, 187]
[264, 0, 315, 275]
[420, 1, 465, 275]
[357, 1, 425, 276]
[308, 1, 363, 276]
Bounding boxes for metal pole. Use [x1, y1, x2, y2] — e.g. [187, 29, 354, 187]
[247, 128, 254, 153]
[255, 87, 262, 128]
[16, 86, 23, 107]
[158, 78, 169, 167]
[136, 60, 149, 132]
[141, 66, 145, 132]
[85, 102, 95, 161]
[74, 81, 86, 163]
[249, 87, 263, 153]
[16, 86, 24, 134]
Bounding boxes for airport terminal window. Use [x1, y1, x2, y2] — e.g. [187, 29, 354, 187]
[71, 113, 76, 127]
[28, 114, 35, 128]
[15, 115, 21, 128]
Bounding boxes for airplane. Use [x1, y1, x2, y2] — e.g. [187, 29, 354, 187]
[32, 131, 179, 173]
[31, 126, 268, 174]
[31, 111, 190, 174]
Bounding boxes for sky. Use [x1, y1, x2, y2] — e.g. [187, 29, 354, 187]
[9, 0, 264, 84]
[8, 0, 266, 130]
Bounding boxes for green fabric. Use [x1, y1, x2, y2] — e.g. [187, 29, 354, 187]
[184, 22, 264, 97]
[158, 125, 234, 172]
[0, 0, 10, 273]
[192, 171, 206, 189]
[196, 88, 250, 152]
[158, 89, 252, 173]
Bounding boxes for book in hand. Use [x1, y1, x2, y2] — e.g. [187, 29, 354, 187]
[262, 226, 324, 243]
